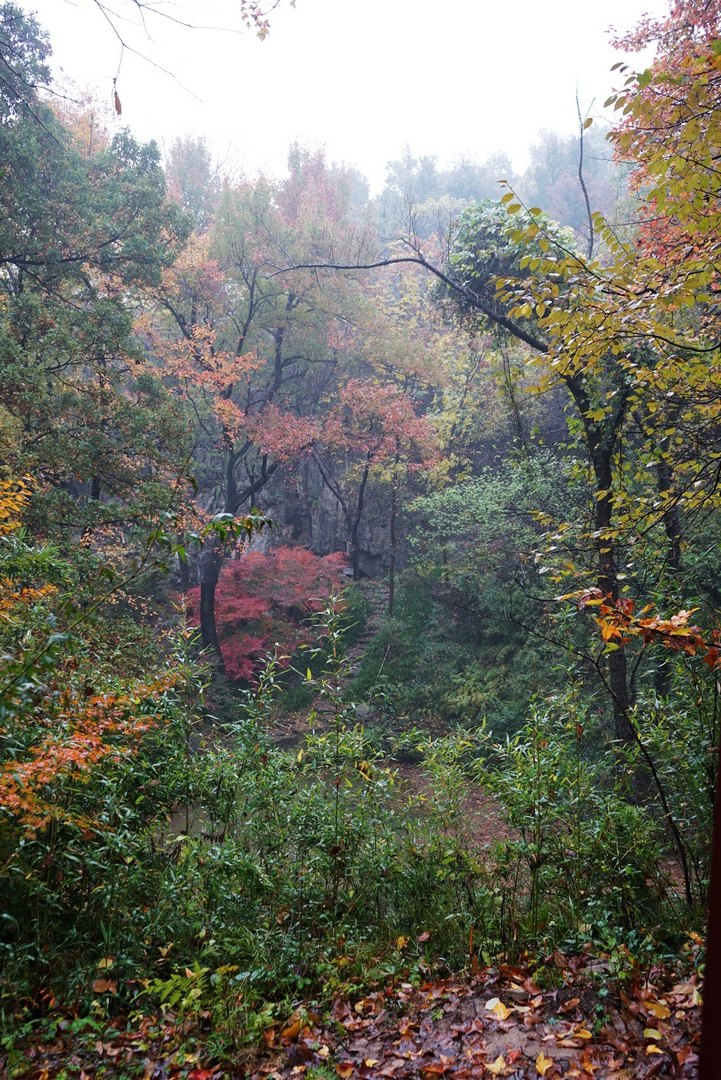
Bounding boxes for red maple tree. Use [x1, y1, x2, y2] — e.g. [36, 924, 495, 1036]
[186, 546, 346, 681]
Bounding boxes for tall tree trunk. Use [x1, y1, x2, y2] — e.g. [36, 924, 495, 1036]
[655, 452, 683, 696]
[349, 460, 371, 582]
[568, 373, 633, 741]
[388, 446, 400, 616]
[198, 538, 223, 661]
[177, 541, 191, 592]
[700, 735, 721, 1078]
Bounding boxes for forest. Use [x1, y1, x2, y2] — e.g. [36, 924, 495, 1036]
[0, 0, 719, 1075]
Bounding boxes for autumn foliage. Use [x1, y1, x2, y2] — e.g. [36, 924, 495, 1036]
[0, 679, 176, 835]
[569, 587, 721, 669]
[187, 546, 347, 680]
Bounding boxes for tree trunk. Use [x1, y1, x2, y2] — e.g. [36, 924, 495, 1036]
[349, 460, 371, 582]
[594, 460, 634, 739]
[198, 538, 223, 660]
[655, 452, 683, 696]
[388, 447, 401, 616]
[177, 545, 191, 591]
[568, 372, 633, 741]
[699, 737, 721, 1078]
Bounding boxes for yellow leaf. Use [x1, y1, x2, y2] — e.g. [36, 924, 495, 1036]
[396, 935, 409, 949]
[486, 1055, 507, 1076]
[536, 1052, 554, 1076]
[646, 1002, 671, 1020]
[575, 1028, 593, 1039]
[643, 1028, 662, 1040]
[485, 996, 513, 1020]
[97, 957, 114, 970]
[645, 1045, 663, 1055]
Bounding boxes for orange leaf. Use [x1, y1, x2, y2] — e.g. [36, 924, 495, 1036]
[281, 1018, 302, 1040]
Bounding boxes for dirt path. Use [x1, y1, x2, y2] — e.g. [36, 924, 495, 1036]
[263, 578, 511, 851]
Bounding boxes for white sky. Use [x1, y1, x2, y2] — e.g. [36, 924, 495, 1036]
[24, 0, 667, 192]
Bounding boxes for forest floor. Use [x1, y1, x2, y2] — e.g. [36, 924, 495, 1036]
[2, 585, 705, 1078]
[6, 952, 702, 1078]
[262, 581, 511, 854]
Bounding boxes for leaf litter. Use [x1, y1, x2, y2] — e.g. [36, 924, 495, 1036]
[4, 951, 702, 1078]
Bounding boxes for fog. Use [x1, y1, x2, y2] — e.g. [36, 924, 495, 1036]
[26, 0, 665, 188]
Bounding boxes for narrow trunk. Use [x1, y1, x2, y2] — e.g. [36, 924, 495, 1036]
[699, 730, 721, 1078]
[595, 469, 633, 739]
[388, 483, 397, 616]
[177, 542, 191, 591]
[655, 453, 682, 697]
[198, 539, 223, 661]
[388, 447, 400, 617]
[349, 460, 371, 582]
[568, 372, 633, 741]
[349, 528, 361, 581]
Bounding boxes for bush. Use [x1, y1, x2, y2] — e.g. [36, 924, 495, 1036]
[186, 546, 347, 682]
[474, 690, 697, 955]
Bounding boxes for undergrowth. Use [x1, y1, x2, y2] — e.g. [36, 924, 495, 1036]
[0, 600, 710, 1059]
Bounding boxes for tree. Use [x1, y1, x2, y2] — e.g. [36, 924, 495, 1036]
[0, 45, 192, 541]
[165, 136, 220, 232]
[147, 154, 375, 650]
[312, 379, 438, 583]
[522, 126, 627, 242]
[187, 545, 346, 682]
[0, 3, 50, 120]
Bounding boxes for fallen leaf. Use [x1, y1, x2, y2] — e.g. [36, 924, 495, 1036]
[646, 1002, 671, 1020]
[336, 1064, 355, 1078]
[281, 1019, 302, 1040]
[643, 1028, 662, 1040]
[485, 997, 513, 1021]
[645, 1045, 664, 1055]
[536, 1053, 554, 1076]
[486, 1056, 507, 1076]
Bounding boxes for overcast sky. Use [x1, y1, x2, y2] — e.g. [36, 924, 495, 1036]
[24, 0, 667, 191]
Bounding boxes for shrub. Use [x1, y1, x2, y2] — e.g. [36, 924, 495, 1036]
[187, 546, 347, 681]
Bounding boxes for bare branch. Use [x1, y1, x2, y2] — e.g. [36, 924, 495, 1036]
[272, 254, 550, 355]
